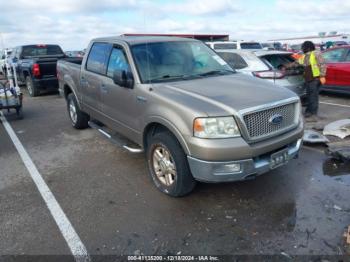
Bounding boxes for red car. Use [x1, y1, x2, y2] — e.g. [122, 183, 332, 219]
[322, 46, 350, 94]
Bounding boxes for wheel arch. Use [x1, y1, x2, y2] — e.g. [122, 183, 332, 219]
[143, 118, 191, 156]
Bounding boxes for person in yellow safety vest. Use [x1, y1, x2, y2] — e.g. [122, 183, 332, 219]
[296, 41, 327, 122]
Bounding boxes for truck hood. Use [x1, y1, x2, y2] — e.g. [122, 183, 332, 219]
[161, 73, 299, 114]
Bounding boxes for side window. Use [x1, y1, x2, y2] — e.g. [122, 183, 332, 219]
[322, 48, 346, 62]
[86, 43, 112, 75]
[345, 50, 350, 62]
[213, 43, 237, 50]
[107, 48, 129, 78]
[218, 52, 248, 69]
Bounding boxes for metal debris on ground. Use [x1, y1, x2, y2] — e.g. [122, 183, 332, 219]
[323, 119, 350, 139]
[333, 205, 342, 211]
[326, 141, 350, 162]
[344, 226, 350, 245]
[303, 129, 329, 144]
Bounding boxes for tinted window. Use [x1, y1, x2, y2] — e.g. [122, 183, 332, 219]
[322, 48, 346, 62]
[345, 50, 350, 62]
[86, 43, 112, 75]
[21, 45, 64, 57]
[240, 43, 262, 49]
[218, 52, 248, 69]
[107, 48, 129, 77]
[213, 43, 237, 50]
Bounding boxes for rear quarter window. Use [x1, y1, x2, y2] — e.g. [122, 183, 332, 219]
[86, 43, 112, 75]
[218, 52, 248, 69]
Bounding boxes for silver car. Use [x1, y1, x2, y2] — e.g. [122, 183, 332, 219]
[217, 50, 306, 97]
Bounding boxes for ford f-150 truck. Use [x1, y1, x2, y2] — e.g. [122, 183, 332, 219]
[57, 36, 303, 197]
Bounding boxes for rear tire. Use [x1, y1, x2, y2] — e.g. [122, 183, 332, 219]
[26, 76, 40, 97]
[147, 130, 196, 197]
[67, 93, 89, 129]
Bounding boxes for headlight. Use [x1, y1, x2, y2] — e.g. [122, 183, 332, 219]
[193, 117, 241, 138]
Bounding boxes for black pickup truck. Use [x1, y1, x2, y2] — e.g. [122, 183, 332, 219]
[10, 44, 81, 97]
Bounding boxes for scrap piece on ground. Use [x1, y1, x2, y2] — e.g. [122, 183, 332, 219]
[345, 226, 350, 245]
[303, 129, 329, 144]
[323, 119, 350, 139]
[326, 140, 350, 162]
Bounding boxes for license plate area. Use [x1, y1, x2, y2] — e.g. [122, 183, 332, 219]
[270, 148, 289, 169]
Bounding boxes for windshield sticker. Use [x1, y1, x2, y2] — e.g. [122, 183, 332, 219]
[212, 55, 227, 66]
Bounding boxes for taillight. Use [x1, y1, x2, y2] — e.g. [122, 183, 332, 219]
[32, 63, 40, 77]
[253, 70, 285, 79]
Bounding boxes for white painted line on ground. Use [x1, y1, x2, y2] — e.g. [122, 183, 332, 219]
[0, 112, 90, 262]
[320, 101, 350, 108]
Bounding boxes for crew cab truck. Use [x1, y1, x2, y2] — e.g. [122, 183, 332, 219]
[57, 36, 303, 197]
[10, 44, 72, 97]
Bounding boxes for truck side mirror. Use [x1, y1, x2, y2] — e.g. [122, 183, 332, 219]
[1, 55, 5, 59]
[113, 70, 134, 89]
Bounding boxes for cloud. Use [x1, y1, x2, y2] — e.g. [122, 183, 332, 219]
[1, 0, 138, 14]
[0, 0, 348, 50]
[276, 0, 350, 18]
[160, 0, 239, 16]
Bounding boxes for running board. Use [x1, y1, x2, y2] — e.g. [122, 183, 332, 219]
[88, 121, 143, 153]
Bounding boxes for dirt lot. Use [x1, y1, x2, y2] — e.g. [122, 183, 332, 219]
[1, 81, 350, 261]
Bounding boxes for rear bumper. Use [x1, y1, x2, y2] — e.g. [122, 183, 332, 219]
[188, 138, 302, 183]
[33, 77, 58, 90]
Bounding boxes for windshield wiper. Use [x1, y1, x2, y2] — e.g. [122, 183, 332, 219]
[199, 69, 234, 77]
[149, 74, 191, 82]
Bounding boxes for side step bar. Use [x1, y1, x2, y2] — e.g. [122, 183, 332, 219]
[88, 121, 143, 153]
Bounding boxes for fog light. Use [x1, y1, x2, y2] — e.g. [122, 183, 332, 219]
[214, 163, 241, 175]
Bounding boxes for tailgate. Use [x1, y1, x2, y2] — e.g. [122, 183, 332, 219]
[37, 58, 59, 78]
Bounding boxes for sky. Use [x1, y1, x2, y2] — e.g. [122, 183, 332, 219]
[0, 0, 349, 51]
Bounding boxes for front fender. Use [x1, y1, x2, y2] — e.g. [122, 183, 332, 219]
[144, 116, 192, 155]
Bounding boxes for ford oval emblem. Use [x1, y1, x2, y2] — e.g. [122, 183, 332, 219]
[269, 114, 283, 125]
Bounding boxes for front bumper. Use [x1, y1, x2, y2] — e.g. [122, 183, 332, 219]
[187, 138, 302, 183]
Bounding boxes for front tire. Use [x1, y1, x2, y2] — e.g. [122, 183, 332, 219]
[26, 76, 40, 97]
[67, 93, 89, 129]
[147, 130, 196, 197]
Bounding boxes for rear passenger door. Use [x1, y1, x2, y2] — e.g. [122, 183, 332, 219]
[81, 42, 112, 115]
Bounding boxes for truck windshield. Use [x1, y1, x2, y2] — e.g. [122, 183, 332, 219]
[131, 41, 234, 83]
[22, 45, 64, 58]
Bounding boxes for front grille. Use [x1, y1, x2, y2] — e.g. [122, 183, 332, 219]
[243, 103, 297, 140]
